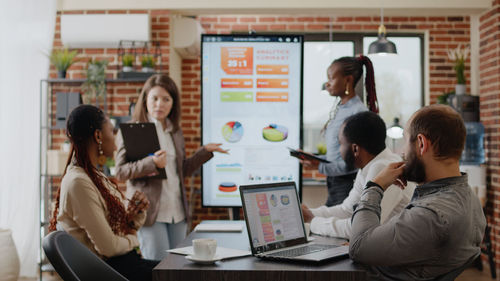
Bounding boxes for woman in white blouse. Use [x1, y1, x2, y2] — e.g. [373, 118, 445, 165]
[115, 74, 228, 260]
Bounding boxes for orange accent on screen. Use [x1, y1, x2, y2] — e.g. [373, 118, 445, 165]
[256, 78, 289, 89]
[256, 65, 289, 75]
[256, 92, 289, 102]
[221, 47, 253, 75]
[220, 78, 254, 88]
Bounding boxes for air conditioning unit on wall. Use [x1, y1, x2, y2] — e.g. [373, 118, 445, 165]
[173, 17, 204, 58]
[61, 14, 150, 48]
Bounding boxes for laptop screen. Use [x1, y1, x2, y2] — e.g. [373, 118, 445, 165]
[240, 182, 306, 254]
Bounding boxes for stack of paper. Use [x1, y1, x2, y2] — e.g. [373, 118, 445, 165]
[193, 224, 244, 232]
[168, 246, 251, 260]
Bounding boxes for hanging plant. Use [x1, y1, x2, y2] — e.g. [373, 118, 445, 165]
[82, 59, 108, 104]
[141, 55, 155, 72]
[122, 54, 135, 72]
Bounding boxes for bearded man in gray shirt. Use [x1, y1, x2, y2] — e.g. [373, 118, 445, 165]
[349, 104, 486, 280]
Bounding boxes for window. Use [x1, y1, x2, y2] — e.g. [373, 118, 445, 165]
[302, 34, 423, 153]
[303, 41, 354, 152]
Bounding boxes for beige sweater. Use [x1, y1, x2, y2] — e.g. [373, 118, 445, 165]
[57, 163, 146, 258]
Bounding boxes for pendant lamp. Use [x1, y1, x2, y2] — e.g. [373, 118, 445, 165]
[368, 8, 397, 55]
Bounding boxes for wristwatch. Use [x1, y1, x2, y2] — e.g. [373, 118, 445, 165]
[365, 181, 384, 192]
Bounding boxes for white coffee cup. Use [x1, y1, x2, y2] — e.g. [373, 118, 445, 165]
[192, 238, 217, 260]
[304, 223, 311, 240]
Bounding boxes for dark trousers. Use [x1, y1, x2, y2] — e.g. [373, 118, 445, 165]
[325, 173, 356, 207]
[106, 250, 160, 281]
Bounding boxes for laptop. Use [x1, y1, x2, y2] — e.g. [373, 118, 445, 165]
[240, 181, 349, 262]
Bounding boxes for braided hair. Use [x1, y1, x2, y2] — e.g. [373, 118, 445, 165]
[49, 105, 134, 235]
[332, 55, 379, 113]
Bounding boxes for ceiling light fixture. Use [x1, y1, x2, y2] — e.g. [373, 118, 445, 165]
[368, 8, 397, 55]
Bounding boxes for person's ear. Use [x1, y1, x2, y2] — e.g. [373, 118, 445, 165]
[344, 75, 354, 89]
[416, 134, 429, 156]
[94, 129, 102, 144]
[352, 143, 359, 157]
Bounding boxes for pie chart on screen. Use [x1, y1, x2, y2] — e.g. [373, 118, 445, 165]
[222, 121, 244, 143]
[262, 124, 288, 142]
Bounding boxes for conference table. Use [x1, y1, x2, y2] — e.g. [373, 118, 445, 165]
[153, 220, 367, 281]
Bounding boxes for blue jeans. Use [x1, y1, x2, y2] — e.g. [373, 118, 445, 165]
[138, 220, 187, 260]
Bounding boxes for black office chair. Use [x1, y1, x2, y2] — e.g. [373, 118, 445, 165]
[434, 253, 480, 281]
[42, 231, 128, 281]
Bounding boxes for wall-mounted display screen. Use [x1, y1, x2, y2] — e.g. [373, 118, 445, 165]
[201, 34, 304, 207]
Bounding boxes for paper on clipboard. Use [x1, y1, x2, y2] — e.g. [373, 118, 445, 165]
[119, 123, 167, 179]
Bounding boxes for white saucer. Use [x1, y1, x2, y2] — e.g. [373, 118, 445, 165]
[186, 255, 222, 264]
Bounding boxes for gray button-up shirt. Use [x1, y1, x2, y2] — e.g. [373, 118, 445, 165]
[349, 174, 486, 281]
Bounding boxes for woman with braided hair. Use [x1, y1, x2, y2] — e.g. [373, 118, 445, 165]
[49, 104, 159, 281]
[302, 55, 378, 206]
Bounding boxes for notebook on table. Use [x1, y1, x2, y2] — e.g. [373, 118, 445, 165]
[239, 181, 349, 263]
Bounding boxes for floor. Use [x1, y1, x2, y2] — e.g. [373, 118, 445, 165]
[18, 265, 496, 281]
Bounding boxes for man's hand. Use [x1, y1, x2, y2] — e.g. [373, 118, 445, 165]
[301, 204, 314, 223]
[372, 162, 407, 190]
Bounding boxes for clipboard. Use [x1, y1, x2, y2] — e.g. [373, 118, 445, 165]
[119, 123, 167, 179]
[288, 147, 331, 163]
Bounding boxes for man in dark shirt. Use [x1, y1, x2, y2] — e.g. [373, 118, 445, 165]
[349, 104, 486, 280]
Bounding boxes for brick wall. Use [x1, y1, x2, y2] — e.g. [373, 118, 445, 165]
[480, 0, 500, 272]
[187, 15, 472, 180]
[48, 10, 232, 226]
[48, 11, 475, 229]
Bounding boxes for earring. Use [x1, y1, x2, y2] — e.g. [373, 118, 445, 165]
[97, 140, 107, 166]
[345, 89, 349, 95]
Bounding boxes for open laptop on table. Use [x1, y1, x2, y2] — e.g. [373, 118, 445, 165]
[240, 181, 349, 262]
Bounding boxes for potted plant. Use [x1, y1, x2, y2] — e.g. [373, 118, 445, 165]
[437, 91, 454, 105]
[82, 59, 108, 104]
[122, 54, 135, 72]
[49, 48, 79, 79]
[141, 55, 155, 72]
[447, 44, 469, 95]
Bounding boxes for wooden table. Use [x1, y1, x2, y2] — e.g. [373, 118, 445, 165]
[153, 220, 367, 281]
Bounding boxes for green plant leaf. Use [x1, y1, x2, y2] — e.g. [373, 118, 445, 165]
[49, 48, 79, 71]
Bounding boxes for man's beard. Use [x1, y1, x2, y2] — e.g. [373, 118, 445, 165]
[402, 146, 426, 183]
[343, 148, 356, 171]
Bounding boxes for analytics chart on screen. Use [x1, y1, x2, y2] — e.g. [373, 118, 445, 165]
[201, 34, 303, 207]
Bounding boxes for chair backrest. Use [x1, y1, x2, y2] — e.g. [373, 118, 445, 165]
[434, 253, 479, 281]
[42, 231, 128, 281]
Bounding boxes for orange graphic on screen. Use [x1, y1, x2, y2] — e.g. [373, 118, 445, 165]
[257, 79, 289, 89]
[256, 193, 275, 242]
[256, 92, 289, 102]
[221, 78, 253, 88]
[256, 65, 289, 75]
[221, 47, 253, 75]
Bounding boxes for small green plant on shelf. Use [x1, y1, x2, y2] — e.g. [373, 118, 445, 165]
[122, 54, 135, 72]
[82, 59, 108, 104]
[141, 55, 155, 72]
[437, 91, 454, 105]
[49, 48, 79, 78]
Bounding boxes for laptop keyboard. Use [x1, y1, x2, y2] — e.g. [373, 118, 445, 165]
[267, 244, 338, 258]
